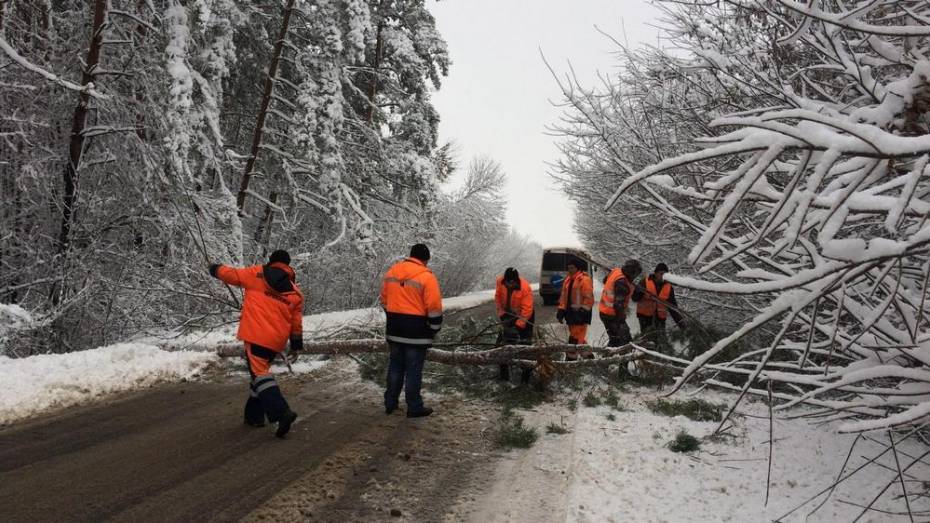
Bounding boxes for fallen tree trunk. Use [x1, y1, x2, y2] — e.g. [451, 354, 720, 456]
[197, 338, 642, 366]
[512, 353, 641, 368]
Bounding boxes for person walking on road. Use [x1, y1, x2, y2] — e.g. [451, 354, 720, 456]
[381, 244, 443, 418]
[599, 259, 642, 348]
[495, 267, 535, 383]
[634, 263, 686, 351]
[209, 250, 303, 438]
[557, 257, 594, 360]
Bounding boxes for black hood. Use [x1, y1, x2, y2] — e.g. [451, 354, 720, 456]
[263, 264, 294, 293]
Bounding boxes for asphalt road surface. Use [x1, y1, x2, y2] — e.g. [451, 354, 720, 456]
[1, 297, 560, 522]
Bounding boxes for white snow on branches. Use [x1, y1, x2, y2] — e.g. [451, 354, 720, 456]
[556, 0, 930, 437]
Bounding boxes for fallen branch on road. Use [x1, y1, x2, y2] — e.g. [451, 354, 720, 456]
[195, 338, 644, 366]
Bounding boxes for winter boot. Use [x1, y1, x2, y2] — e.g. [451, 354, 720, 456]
[407, 407, 433, 419]
[565, 337, 579, 361]
[498, 364, 511, 382]
[275, 410, 298, 438]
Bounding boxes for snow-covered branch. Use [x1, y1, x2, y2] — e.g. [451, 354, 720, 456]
[0, 36, 108, 99]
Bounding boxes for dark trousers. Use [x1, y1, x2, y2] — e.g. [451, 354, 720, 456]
[498, 315, 534, 383]
[638, 315, 667, 349]
[244, 343, 291, 425]
[384, 342, 427, 412]
[601, 312, 632, 347]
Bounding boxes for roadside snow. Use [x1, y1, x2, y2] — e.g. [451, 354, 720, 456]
[0, 343, 217, 425]
[1, 288, 501, 425]
[477, 388, 930, 522]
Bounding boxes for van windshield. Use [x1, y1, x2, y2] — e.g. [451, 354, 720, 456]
[541, 252, 567, 271]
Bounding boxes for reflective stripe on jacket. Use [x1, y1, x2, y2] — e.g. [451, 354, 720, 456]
[558, 271, 593, 325]
[637, 277, 673, 320]
[495, 276, 534, 329]
[214, 263, 304, 351]
[380, 257, 443, 345]
[599, 268, 633, 317]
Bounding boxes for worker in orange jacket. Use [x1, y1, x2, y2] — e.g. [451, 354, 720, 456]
[209, 250, 303, 438]
[634, 263, 686, 349]
[599, 259, 642, 348]
[380, 244, 443, 418]
[495, 267, 535, 383]
[557, 257, 594, 360]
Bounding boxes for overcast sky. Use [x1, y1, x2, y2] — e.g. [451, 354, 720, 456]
[428, 0, 663, 247]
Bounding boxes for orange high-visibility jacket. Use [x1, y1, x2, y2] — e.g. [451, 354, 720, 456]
[213, 262, 304, 351]
[558, 271, 594, 325]
[637, 277, 673, 320]
[599, 268, 634, 317]
[495, 275, 534, 329]
[380, 257, 443, 345]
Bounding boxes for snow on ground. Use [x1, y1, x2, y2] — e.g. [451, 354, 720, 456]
[0, 343, 217, 425]
[479, 385, 930, 522]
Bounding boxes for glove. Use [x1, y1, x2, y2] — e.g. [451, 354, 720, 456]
[516, 320, 526, 330]
[208, 263, 221, 277]
[556, 309, 565, 323]
[289, 335, 304, 354]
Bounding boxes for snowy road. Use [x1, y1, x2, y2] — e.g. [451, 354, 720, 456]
[0, 298, 510, 522]
[5, 289, 914, 522]
[0, 360, 503, 522]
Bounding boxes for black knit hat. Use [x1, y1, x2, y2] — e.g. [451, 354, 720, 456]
[269, 249, 291, 265]
[503, 267, 520, 283]
[622, 259, 643, 278]
[654, 262, 669, 273]
[567, 257, 587, 271]
[410, 243, 431, 262]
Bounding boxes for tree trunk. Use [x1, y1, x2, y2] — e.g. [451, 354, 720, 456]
[366, 21, 384, 125]
[57, 0, 106, 258]
[236, 0, 295, 213]
[206, 338, 639, 367]
[133, 0, 148, 141]
[253, 191, 277, 247]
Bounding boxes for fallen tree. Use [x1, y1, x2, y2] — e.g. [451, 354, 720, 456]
[176, 338, 642, 368]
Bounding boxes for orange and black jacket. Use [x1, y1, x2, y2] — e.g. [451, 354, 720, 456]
[558, 271, 594, 325]
[633, 274, 683, 324]
[495, 276, 534, 329]
[380, 258, 443, 346]
[209, 262, 304, 352]
[599, 268, 635, 319]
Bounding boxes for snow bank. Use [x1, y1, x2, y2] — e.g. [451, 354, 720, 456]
[481, 387, 930, 521]
[0, 343, 217, 425]
[562, 392, 930, 522]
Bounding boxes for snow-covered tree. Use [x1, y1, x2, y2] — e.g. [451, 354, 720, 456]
[0, 0, 454, 352]
[556, 0, 930, 436]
